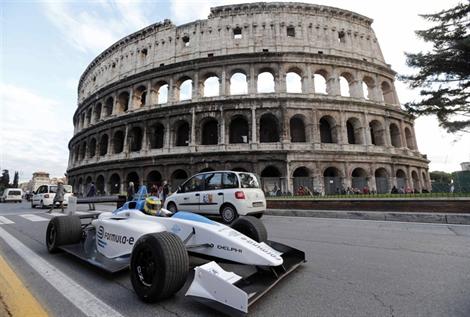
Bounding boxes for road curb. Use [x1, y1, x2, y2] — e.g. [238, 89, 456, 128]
[265, 209, 470, 225]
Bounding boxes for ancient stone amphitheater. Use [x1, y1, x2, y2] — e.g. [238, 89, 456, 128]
[67, 2, 430, 196]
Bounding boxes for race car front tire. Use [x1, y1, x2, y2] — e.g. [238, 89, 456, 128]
[46, 216, 82, 253]
[130, 232, 189, 302]
[231, 216, 268, 243]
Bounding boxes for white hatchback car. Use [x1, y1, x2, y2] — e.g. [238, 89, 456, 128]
[31, 184, 73, 209]
[1, 188, 23, 203]
[164, 171, 266, 223]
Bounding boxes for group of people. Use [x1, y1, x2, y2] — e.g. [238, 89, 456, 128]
[126, 181, 170, 203]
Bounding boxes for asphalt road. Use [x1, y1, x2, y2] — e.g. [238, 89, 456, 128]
[0, 201, 469, 317]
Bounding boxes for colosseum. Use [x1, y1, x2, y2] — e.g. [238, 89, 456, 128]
[67, 2, 431, 196]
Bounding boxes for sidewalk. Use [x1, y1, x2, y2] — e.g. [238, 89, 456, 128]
[265, 209, 470, 225]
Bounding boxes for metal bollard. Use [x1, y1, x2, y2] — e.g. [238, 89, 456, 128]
[67, 196, 77, 215]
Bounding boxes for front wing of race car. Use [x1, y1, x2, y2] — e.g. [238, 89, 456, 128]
[186, 240, 305, 315]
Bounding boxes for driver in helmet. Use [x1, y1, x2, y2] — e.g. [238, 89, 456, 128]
[143, 196, 172, 217]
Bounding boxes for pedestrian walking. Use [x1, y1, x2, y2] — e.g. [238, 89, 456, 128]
[127, 181, 135, 201]
[162, 180, 170, 204]
[48, 181, 66, 213]
[87, 182, 96, 211]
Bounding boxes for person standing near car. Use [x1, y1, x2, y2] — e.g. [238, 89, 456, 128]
[162, 180, 170, 204]
[48, 181, 65, 213]
[127, 181, 135, 201]
[87, 182, 96, 211]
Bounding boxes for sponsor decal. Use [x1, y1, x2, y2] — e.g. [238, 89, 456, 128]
[217, 245, 242, 253]
[228, 230, 241, 237]
[97, 226, 135, 245]
[240, 236, 281, 259]
[202, 194, 213, 204]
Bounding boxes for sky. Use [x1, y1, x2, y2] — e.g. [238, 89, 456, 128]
[1, 0, 469, 182]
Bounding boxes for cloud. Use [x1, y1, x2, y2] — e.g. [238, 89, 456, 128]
[0, 84, 72, 181]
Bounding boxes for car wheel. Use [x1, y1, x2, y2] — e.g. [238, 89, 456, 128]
[31, 201, 35, 208]
[40, 201, 45, 209]
[46, 216, 82, 253]
[167, 202, 177, 213]
[130, 232, 188, 302]
[231, 216, 268, 242]
[220, 204, 238, 224]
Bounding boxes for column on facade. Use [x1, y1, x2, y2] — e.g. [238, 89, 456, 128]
[312, 109, 319, 145]
[363, 111, 371, 146]
[220, 68, 228, 96]
[164, 117, 171, 150]
[123, 125, 129, 155]
[327, 68, 340, 96]
[350, 79, 364, 99]
[383, 116, 392, 147]
[399, 119, 407, 149]
[141, 123, 149, 153]
[251, 106, 257, 144]
[248, 64, 256, 95]
[219, 107, 225, 144]
[127, 89, 134, 111]
[305, 65, 313, 94]
[192, 72, 199, 102]
[339, 110, 347, 145]
[190, 108, 196, 147]
[276, 66, 286, 93]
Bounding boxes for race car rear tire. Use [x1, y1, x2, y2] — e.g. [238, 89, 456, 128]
[231, 216, 268, 242]
[46, 216, 82, 253]
[130, 232, 189, 302]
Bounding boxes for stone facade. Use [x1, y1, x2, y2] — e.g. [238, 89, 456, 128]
[67, 2, 430, 196]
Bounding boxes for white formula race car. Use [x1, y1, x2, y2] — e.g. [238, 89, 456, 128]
[45, 208, 305, 315]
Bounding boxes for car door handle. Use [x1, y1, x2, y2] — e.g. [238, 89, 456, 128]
[184, 197, 189, 200]
[218, 193, 223, 196]
[195, 193, 200, 196]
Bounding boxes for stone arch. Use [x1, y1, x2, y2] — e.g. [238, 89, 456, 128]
[201, 117, 218, 145]
[171, 169, 188, 189]
[94, 103, 102, 122]
[339, 72, 354, 97]
[117, 91, 130, 113]
[286, 69, 302, 93]
[257, 70, 275, 93]
[88, 138, 96, 158]
[231, 167, 248, 172]
[80, 141, 87, 160]
[313, 69, 328, 94]
[178, 76, 192, 101]
[108, 173, 121, 194]
[105, 97, 114, 116]
[396, 169, 407, 190]
[230, 71, 248, 95]
[375, 168, 389, 193]
[126, 171, 140, 187]
[202, 73, 220, 97]
[346, 117, 363, 144]
[96, 175, 105, 195]
[319, 115, 338, 143]
[351, 167, 368, 191]
[369, 120, 385, 146]
[405, 127, 415, 149]
[146, 170, 162, 187]
[113, 130, 125, 153]
[389, 123, 401, 147]
[229, 115, 249, 144]
[362, 76, 375, 100]
[411, 170, 421, 192]
[261, 166, 282, 195]
[323, 167, 342, 195]
[129, 126, 143, 152]
[86, 108, 92, 126]
[259, 113, 280, 143]
[175, 120, 190, 146]
[85, 176, 93, 189]
[381, 81, 395, 104]
[290, 115, 306, 142]
[133, 85, 147, 108]
[293, 166, 311, 195]
[152, 81, 169, 104]
[421, 171, 429, 191]
[78, 177, 83, 195]
[99, 134, 108, 156]
[149, 122, 165, 149]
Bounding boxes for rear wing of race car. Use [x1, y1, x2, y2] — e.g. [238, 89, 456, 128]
[186, 240, 305, 316]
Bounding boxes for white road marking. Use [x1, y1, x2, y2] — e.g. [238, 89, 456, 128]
[20, 214, 49, 222]
[0, 227, 125, 317]
[0, 216, 14, 225]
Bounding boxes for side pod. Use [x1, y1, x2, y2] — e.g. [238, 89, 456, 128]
[185, 240, 305, 316]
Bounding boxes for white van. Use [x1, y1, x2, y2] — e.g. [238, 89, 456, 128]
[1, 188, 23, 203]
[164, 171, 266, 223]
[31, 184, 73, 209]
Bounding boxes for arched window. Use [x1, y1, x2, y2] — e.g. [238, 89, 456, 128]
[99, 134, 108, 156]
[94, 103, 102, 122]
[96, 175, 105, 195]
[286, 71, 302, 93]
[179, 78, 192, 101]
[203, 76, 219, 97]
[290, 116, 306, 142]
[201, 119, 218, 145]
[411, 171, 420, 192]
[229, 116, 249, 144]
[324, 167, 342, 195]
[362, 76, 374, 100]
[257, 71, 275, 93]
[389, 123, 401, 147]
[80, 142, 87, 160]
[171, 169, 188, 189]
[126, 172, 140, 188]
[133, 85, 147, 108]
[293, 167, 311, 195]
[230, 72, 247, 95]
[375, 168, 389, 193]
[88, 138, 96, 158]
[105, 97, 113, 116]
[396, 169, 407, 190]
[147, 171, 162, 187]
[129, 127, 143, 152]
[369, 120, 385, 146]
[320, 116, 337, 143]
[346, 117, 363, 144]
[259, 113, 279, 143]
[109, 174, 120, 194]
[314, 72, 327, 94]
[405, 127, 415, 149]
[149, 123, 164, 149]
[117, 92, 130, 113]
[381, 81, 395, 104]
[339, 74, 352, 97]
[113, 130, 124, 153]
[175, 121, 190, 146]
[351, 168, 368, 191]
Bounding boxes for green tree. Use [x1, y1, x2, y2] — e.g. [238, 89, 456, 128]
[430, 170, 452, 183]
[13, 171, 19, 188]
[0, 170, 10, 188]
[401, 2, 470, 133]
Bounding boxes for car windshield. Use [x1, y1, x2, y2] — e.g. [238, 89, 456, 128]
[239, 173, 260, 188]
[8, 190, 21, 196]
[50, 185, 72, 193]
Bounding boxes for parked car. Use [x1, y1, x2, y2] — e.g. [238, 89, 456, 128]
[164, 171, 266, 223]
[31, 184, 73, 209]
[1, 188, 23, 203]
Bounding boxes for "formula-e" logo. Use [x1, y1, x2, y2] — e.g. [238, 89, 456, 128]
[97, 226, 134, 245]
